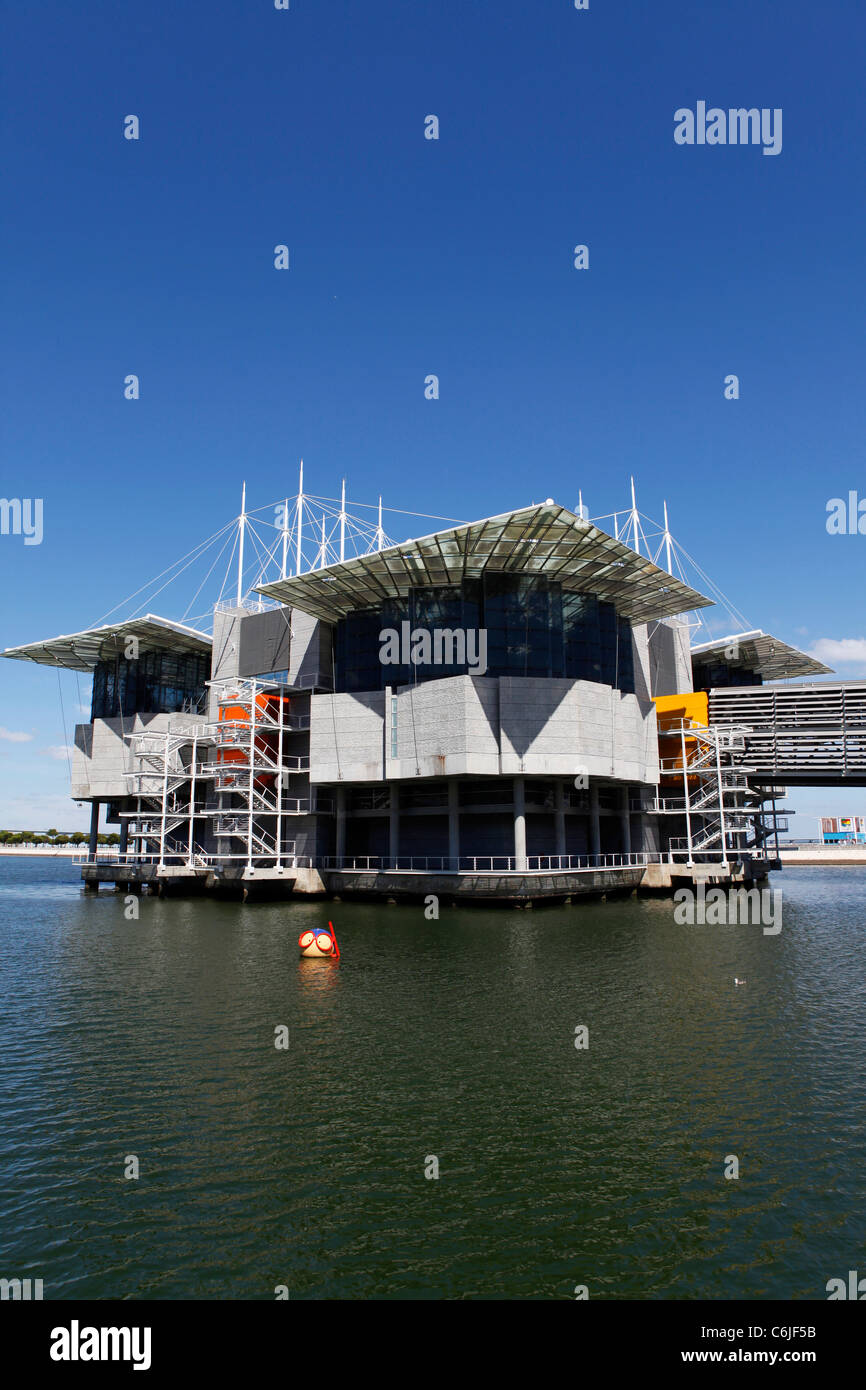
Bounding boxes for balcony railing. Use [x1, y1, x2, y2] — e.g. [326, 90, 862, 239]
[73, 851, 315, 869]
[319, 851, 665, 874]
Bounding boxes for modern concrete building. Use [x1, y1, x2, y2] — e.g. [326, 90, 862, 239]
[2, 500, 831, 902]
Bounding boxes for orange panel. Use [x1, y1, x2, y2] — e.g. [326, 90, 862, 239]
[653, 691, 709, 783]
[653, 691, 708, 731]
[217, 693, 290, 771]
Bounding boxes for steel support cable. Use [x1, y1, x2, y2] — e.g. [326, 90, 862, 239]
[208, 530, 243, 682]
[182, 525, 237, 622]
[213, 526, 240, 612]
[239, 520, 273, 597]
[55, 666, 73, 784]
[248, 514, 287, 575]
[244, 492, 465, 526]
[125, 535, 239, 622]
[92, 519, 236, 626]
[669, 538, 753, 632]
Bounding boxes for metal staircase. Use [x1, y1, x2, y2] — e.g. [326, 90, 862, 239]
[118, 678, 321, 871]
[656, 719, 787, 865]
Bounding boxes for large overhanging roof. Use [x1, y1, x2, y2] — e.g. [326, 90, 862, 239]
[256, 503, 713, 624]
[691, 630, 832, 681]
[1, 614, 212, 673]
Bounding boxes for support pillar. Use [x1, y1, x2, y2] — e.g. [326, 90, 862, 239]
[554, 781, 567, 861]
[620, 785, 632, 857]
[513, 776, 527, 871]
[389, 784, 399, 866]
[88, 801, 100, 860]
[681, 723, 694, 866]
[589, 783, 601, 858]
[118, 817, 129, 862]
[335, 786, 346, 863]
[448, 779, 460, 870]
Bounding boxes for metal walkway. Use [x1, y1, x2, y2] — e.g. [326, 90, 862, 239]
[708, 681, 866, 786]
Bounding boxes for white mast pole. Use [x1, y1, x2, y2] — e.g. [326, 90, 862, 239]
[295, 459, 304, 576]
[236, 481, 246, 606]
[281, 497, 289, 580]
[663, 500, 674, 576]
[340, 478, 346, 562]
[630, 476, 639, 555]
[377, 496, 384, 551]
[319, 516, 326, 568]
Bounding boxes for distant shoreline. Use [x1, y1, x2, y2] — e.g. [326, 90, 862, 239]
[780, 850, 866, 866]
[0, 847, 87, 858]
[2, 846, 866, 867]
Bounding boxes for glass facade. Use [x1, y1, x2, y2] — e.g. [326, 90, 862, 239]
[91, 648, 209, 719]
[693, 661, 763, 691]
[335, 577, 635, 694]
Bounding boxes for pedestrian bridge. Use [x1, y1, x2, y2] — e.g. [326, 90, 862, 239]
[708, 681, 866, 786]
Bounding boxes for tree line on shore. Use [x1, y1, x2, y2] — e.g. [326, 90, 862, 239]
[0, 828, 121, 846]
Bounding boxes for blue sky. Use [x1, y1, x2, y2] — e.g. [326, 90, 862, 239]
[1, 0, 864, 830]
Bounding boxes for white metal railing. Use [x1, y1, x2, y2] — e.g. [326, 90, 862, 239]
[201, 753, 311, 779]
[213, 715, 310, 733]
[285, 797, 334, 815]
[209, 796, 334, 825]
[319, 851, 665, 874]
[637, 789, 755, 815]
[75, 846, 780, 872]
[74, 851, 316, 869]
[526, 852, 663, 870]
[205, 854, 313, 867]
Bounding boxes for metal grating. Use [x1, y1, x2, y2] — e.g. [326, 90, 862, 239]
[692, 630, 831, 682]
[1, 614, 213, 672]
[254, 503, 713, 626]
[709, 682, 866, 782]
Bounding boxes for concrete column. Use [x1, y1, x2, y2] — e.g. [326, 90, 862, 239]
[448, 779, 460, 870]
[383, 684, 393, 778]
[513, 776, 527, 871]
[88, 801, 100, 860]
[335, 786, 346, 862]
[620, 785, 632, 856]
[554, 781, 567, 860]
[589, 783, 601, 858]
[118, 817, 129, 862]
[389, 784, 399, 865]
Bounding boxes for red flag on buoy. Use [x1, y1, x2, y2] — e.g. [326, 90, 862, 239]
[328, 920, 340, 958]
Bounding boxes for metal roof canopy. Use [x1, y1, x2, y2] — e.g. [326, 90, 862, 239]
[255, 502, 713, 625]
[691, 629, 832, 681]
[1, 614, 213, 673]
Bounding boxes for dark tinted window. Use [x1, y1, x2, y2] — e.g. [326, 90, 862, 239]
[333, 579, 636, 695]
[91, 648, 209, 719]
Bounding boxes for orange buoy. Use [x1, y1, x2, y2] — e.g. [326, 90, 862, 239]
[299, 923, 340, 959]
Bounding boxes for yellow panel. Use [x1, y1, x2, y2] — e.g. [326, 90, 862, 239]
[653, 691, 708, 731]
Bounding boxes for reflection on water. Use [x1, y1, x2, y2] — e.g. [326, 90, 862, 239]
[0, 857, 864, 1300]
